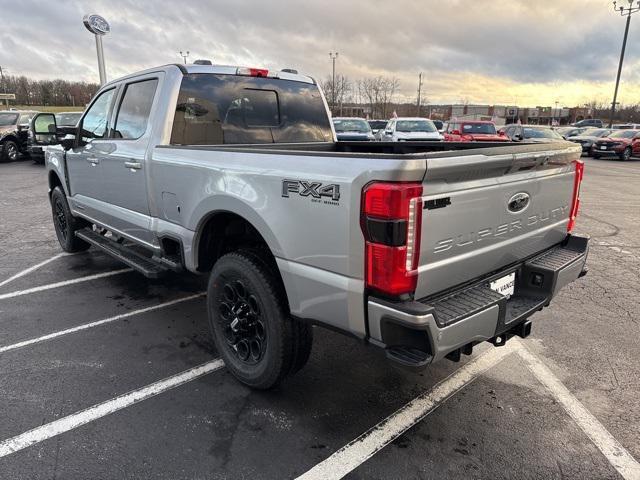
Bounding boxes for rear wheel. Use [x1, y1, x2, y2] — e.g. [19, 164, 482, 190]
[51, 186, 91, 252]
[619, 147, 632, 161]
[207, 250, 312, 389]
[1, 140, 19, 162]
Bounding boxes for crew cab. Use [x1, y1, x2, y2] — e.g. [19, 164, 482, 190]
[377, 117, 441, 141]
[0, 110, 38, 162]
[590, 129, 640, 160]
[444, 120, 509, 142]
[43, 63, 589, 389]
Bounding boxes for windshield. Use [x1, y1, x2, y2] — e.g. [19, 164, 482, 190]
[582, 128, 610, 137]
[333, 119, 370, 133]
[396, 120, 436, 133]
[56, 112, 82, 127]
[608, 130, 638, 139]
[461, 123, 497, 135]
[0, 113, 19, 126]
[368, 120, 387, 130]
[523, 127, 563, 139]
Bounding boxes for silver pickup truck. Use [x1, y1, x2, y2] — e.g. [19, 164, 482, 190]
[40, 63, 588, 389]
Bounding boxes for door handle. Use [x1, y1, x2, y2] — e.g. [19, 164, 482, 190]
[86, 156, 99, 166]
[124, 160, 142, 170]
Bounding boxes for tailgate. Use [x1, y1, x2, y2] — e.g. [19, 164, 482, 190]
[414, 143, 581, 299]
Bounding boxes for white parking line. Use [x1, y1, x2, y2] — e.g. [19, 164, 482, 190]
[0, 268, 132, 301]
[0, 358, 225, 458]
[0, 292, 206, 354]
[0, 253, 71, 289]
[297, 342, 519, 480]
[516, 339, 640, 480]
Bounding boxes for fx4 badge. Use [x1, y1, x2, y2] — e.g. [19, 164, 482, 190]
[282, 179, 341, 204]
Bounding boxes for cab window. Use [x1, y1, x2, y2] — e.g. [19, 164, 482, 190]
[113, 79, 158, 140]
[81, 88, 116, 142]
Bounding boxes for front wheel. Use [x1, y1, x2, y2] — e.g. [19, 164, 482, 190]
[50, 187, 91, 252]
[207, 250, 312, 389]
[1, 140, 19, 162]
[619, 147, 632, 161]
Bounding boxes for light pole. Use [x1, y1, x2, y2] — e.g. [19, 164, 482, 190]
[609, 1, 640, 127]
[416, 72, 423, 116]
[83, 14, 110, 85]
[180, 50, 190, 64]
[555, 100, 559, 125]
[329, 51, 338, 112]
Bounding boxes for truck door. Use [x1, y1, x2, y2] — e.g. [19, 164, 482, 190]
[65, 86, 118, 223]
[97, 75, 159, 246]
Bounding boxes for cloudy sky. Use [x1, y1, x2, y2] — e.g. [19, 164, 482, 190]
[2, 0, 640, 107]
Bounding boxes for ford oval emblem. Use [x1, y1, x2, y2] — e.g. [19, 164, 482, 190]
[83, 14, 110, 36]
[507, 192, 530, 213]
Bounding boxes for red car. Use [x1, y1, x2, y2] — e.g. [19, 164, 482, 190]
[591, 129, 640, 160]
[444, 120, 509, 142]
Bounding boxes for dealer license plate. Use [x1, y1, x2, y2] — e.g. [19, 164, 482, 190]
[490, 272, 515, 298]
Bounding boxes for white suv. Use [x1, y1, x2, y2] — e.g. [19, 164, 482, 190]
[377, 117, 442, 141]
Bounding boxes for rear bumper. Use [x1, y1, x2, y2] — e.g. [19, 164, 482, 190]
[367, 234, 589, 367]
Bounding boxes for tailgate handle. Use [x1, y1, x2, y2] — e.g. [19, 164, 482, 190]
[124, 160, 142, 170]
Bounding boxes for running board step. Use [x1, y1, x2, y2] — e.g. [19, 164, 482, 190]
[76, 228, 169, 278]
[385, 347, 432, 369]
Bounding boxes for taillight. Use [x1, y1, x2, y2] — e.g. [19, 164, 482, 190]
[567, 159, 584, 233]
[362, 182, 423, 296]
[236, 67, 269, 77]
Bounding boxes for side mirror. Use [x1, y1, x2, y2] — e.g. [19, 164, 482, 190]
[60, 134, 76, 151]
[513, 134, 523, 141]
[384, 129, 393, 134]
[451, 129, 461, 135]
[17, 123, 30, 131]
[33, 113, 57, 135]
[498, 130, 506, 136]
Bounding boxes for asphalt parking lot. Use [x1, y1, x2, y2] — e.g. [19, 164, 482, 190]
[0, 154, 639, 480]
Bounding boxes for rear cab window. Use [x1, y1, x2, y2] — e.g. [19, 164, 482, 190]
[170, 74, 332, 145]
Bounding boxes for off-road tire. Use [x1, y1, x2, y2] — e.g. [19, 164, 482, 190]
[207, 249, 313, 389]
[1, 140, 19, 162]
[50, 186, 91, 252]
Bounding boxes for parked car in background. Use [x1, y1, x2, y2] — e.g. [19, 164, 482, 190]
[567, 128, 611, 154]
[612, 123, 640, 130]
[55, 111, 83, 127]
[555, 126, 587, 139]
[377, 117, 441, 141]
[500, 124, 564, 143]
[444, 120, 509, 142]
[573, 118, 603, 128]
[591, 129, 640, 160]
[0, 110, 38, 162]
[367, 119, 387, 136]
[333, 117, 375, 141]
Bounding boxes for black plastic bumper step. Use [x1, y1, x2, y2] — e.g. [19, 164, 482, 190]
[526, 245, 585, 270]
[76, 228, 169, 278]
[386, 346, 433, 368]
[428, 285, 505, 328]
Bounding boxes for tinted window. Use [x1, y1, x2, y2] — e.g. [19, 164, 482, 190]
[368, 120, 387, 130]
[523, 127, 563, 139]
[81, 88, 115, 141]
[461, 123, 497, 134]
[170, 74, 332, 145]
[333, 119, 370, 133]
[0, 113, 18, 126]
[113, 79, 158, 140]
[396, 120, 436, 132]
